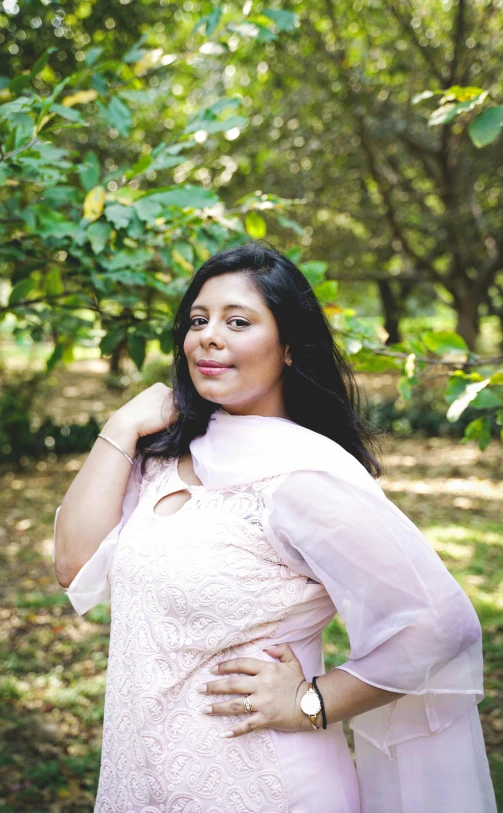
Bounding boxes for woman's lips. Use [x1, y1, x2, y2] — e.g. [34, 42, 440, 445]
[197, 364, 234, 376]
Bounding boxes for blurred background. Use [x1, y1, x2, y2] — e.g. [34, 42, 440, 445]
[0, 0, 502, 809]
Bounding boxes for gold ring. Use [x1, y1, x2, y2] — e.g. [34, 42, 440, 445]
[243, 696, 253, 713]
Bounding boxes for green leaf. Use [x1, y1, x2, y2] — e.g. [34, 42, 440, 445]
[247, 22, 277, 42]
[299, 260, 328, 287]
[0, 97, 33, 119]
[445, 371, 482, 405]
[245, 211, 267, 238]
[285, 246, 302, 264]
[469, 388, 503, 410]
[159, 325, 174, 355]
[468, 107, 503, 148]
[50, 104, 86, 124]
[192, 7, 222, 36]
[87, 221, 111, 254]
[146, 184, 220, 209]
[123, 34, 148, 64]
[172, 241, 194, 265]
[46, 342, 64, 372]
[105, 270, 150, 286]
[441, 86, 484, 102]
[428, 94, 487, 126]
[78, 151, 100, 192]
[398, 376, 412, 400]
[125, 154, 152, 180]
[128, 333, 146, 370]
[146, 277, 176, 296]
[103, 248, 152, 271]
[100, 325, 127, 356]
[277, 215, 304, 235]
[446, 378, 490, 422]
[461, 417, 491, 450]
[104, 203, 134, 230]
[8, 277, 35, 306]
[45, 266, 64, 296]
[105, 97, 132, 137]
[118, 90, 151, 104]
[133, 197, 163, 224]
[36, 207, 77, 239]
[149, 153, 186, 172]
[184, 114, 247, 135]
[313, 280, 338, 304]
[422, 331, 468, 355]
[30, 47, 57, 79]
[85, 47, 104, 67]
[261, 9, 297, 32]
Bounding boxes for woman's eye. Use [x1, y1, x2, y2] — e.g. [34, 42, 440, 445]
[189, 317, 250, 328]
[229, 318, 250, 328]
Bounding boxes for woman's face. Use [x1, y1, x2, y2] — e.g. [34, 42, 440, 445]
[183, 272, 292, 418]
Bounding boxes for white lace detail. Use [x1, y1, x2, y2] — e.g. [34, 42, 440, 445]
[94, 457, 304, 812]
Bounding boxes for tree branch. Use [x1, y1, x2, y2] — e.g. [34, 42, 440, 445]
[382, 0, 444, 83]
[358, 119, 445, 285]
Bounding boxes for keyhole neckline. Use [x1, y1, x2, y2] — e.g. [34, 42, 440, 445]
[150, 458, 205, 522]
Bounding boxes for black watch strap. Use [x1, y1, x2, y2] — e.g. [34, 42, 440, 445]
[312, 675, 327, 730]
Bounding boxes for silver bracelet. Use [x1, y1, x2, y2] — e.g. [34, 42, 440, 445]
[97, 432, 134, 465]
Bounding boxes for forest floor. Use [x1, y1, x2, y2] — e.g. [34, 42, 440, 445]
[0, 361, 502, 811]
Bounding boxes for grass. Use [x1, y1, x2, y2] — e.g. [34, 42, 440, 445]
[0, 363, 501, 811]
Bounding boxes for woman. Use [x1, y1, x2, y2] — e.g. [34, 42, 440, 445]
[53, 241, 497, 813]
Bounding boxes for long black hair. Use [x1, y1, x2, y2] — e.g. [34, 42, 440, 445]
[137, 239, 383, 478]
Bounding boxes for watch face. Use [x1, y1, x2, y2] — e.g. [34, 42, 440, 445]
[301, 691, 321, 716]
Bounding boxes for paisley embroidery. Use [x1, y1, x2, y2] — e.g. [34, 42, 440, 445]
[94, 457, 303, 812]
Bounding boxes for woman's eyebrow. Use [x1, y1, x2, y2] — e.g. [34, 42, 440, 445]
[190, 303, 259, 315]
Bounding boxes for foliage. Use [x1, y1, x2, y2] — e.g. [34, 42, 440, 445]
[1, 0, 502, 451]
[0, 7, 303, 372]
[330, 308, 503, 449]
[414, 85, 503, 149]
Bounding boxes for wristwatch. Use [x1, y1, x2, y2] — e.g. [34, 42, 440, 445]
[300, 682, 321, 729]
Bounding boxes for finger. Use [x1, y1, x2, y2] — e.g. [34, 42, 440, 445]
[199, 676, 255, 695]
[210, 657, 264, 676]
[201, 697, 253, 716]
[262, 643, 298, 663]
[219, 714, 263, 739]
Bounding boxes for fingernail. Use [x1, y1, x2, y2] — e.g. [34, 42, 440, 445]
[209, 665, 218, 674]
[198, 684, 207, 693]
[200, 705, 212, 714]
[219, 730, 234, 738]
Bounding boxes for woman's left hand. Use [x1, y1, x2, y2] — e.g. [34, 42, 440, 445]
[197, 643, 312, 738]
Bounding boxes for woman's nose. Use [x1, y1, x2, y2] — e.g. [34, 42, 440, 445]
[199, 321, 224, 347]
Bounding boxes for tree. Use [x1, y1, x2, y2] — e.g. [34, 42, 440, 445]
[0, 5, 303, 373]
[205, 0, 503, 351]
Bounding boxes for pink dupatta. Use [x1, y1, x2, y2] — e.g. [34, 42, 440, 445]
[57, 407, 497, 811]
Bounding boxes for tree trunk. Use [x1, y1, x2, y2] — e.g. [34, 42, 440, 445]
[109, 339, 128, 375]
[377, 279, 406, 345]
[454, 290, 480, 351]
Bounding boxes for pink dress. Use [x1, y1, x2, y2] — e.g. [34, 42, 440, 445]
[76, 456, 360, 813]
[54, 408, 497, 813]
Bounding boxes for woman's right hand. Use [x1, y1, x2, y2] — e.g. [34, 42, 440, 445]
[106, 382, 178, 440]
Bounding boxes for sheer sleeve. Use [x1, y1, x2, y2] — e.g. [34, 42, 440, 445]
[262, 469, 484, 756]
[52, 455, 143, 616]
